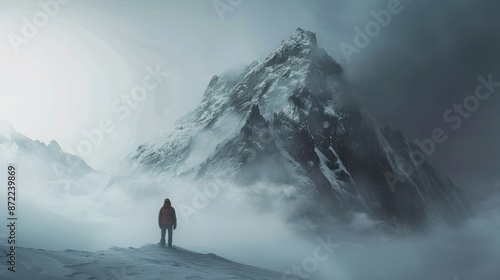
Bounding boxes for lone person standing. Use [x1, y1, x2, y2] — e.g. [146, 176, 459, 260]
[158, 198, 177, 247]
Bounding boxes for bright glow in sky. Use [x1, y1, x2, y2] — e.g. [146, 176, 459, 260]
[0, 0, 280, 170]
[1, 0, 374, 170]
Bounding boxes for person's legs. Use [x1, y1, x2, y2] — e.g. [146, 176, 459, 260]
[167, 225, 173, 247]
[160, 225, 167, 247]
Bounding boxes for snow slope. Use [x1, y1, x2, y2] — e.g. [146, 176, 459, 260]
[0, 244, 283, 280]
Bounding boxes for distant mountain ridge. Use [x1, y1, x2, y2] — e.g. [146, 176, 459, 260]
[0, 121, 100, 196]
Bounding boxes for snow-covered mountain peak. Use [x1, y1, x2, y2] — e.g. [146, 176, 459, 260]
[264, 28, 341, 75]
[172, 29, 342, 132]
[48, 139, 62, 151]
[109, 29, 471, 233]
[264, 28, 319, 66]
[282, 28, 318, 49]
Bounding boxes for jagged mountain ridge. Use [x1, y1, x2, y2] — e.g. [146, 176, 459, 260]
[108, 28, 471, 232]
[0, 121, 100, 196]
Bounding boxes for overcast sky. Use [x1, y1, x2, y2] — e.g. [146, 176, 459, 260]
[0, 0, 498, 201]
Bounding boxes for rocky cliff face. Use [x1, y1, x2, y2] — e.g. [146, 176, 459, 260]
[108, 28, 471, 233]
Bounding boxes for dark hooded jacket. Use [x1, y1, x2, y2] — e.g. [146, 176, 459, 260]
[158, 199, 177, 226]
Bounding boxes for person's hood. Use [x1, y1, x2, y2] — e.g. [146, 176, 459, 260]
[163, 198, 171, 208]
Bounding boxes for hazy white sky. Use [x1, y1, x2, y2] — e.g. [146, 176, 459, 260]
[0, 0, 268, 169]
[0, 0, 358, 170]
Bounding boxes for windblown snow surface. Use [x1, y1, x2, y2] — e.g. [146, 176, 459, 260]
[0, 244, 281, 280]
[0, 193, 499, 280]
